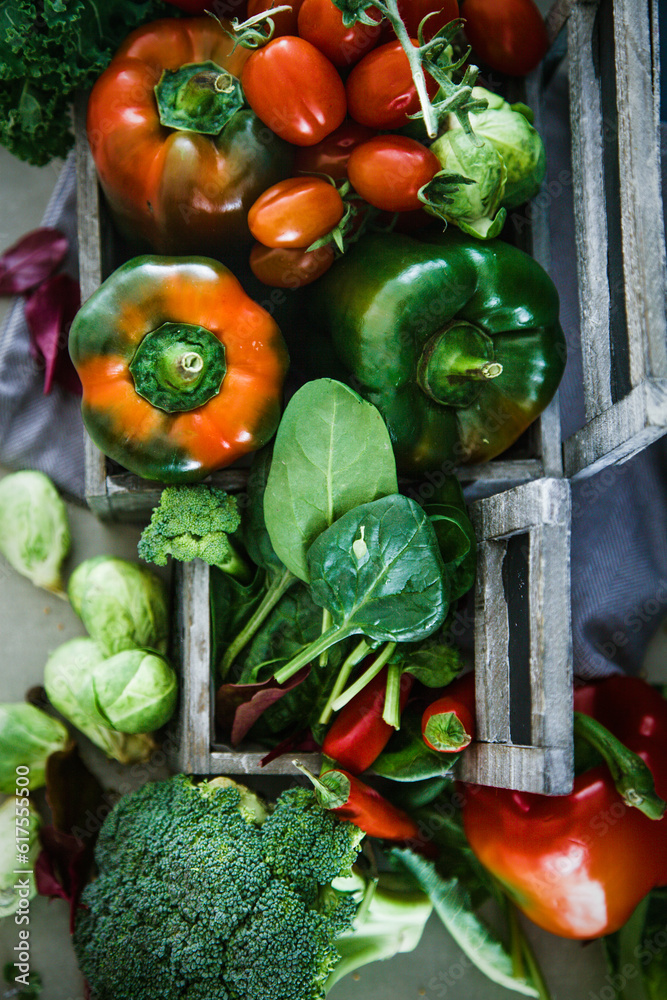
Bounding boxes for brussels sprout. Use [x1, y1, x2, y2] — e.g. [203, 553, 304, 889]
[92, 649, 177, 734]
[0, 797, 40, 919]
[0, 703, 69, 794]
[424, 130, 507, 239]
[0, 471, 70, 595]
[67, 557, 169, 656]
[44, 638, 156, 764]
[447, 87, 546, 210]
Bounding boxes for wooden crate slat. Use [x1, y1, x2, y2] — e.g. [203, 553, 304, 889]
[568, 2, 614, 422]
[208, 751, 322, 776]
[458, 479, 573, 795]
[455, 744, 573, 796]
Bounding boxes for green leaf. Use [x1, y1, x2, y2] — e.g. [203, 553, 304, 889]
[241, 446, 285, 575]
[210, 566, 267, 670]
[373, 706, 459, 781]
[425, 503, 477, 601]
[399, 639, 463, 688]
[308, 493, 449, 643]
[264, 379, 398, 581]
[393, 849, 539, 997]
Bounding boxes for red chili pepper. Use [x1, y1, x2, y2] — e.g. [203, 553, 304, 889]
[296, 763, 420, 840]
[461, 676, 667, 939]
[421, 672, 475, 753]
[322, 666, 414, 774]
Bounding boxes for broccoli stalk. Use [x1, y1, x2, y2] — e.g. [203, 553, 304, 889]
[138, 485, 252, 583]
[72, 775, 433, 1000]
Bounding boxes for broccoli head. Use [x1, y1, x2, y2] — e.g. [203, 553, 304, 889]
[72, 775, 365, 1000]
[138, 485, 251, 581]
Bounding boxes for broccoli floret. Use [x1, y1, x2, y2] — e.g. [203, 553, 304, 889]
[73, 775, 364, 1000]
[138, 485, 251, 581]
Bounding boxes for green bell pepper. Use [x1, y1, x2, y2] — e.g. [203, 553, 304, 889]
[311, 229, 566, 474]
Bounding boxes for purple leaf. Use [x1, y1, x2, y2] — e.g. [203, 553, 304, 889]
[260, 728, 319, 767]
[216, 667, 310, 746]
[0, 227, 68, 295]
[24, 273, 81, 395]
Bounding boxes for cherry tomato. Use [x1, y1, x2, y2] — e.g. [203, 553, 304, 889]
[248, 176, 345, 248]
[250, 241, 335, 287]
[293, 119, 377, 180]
[460, 0, 548, 76]
[383, 0, 459, 43]
[347, 135, 440, 212]
[246, 0, 305, 38]
[297, 0, 383, 68]
[242, 37, 347, 145]
[345, 39, 438, 130]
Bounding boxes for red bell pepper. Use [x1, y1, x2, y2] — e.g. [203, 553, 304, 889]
[322, 665, 414, 774]
[461, 676, 667, 939]
[421, 672, 475, 753]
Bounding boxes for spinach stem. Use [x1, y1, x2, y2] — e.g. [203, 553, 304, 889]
[273, 623, 358, 684]
[318, 638, 373, 726]
[219, 567, 296, 679]
[331, 641, 397, 712]
[319, 607, 333, 667]
[381, 662, 404, 729]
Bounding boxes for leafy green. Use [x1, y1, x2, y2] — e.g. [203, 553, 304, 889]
[0, 0, 175, 165]
[210, 567, 267, 670]
[373, 706, 459, 782]
[308, 494, 449, 645]
[603, 890, 667, 1000]
[242, 446, 286, 576]
[3, 963, 42, 998]
[425, 504, 476, 601]
[393, 849, 539, 997]
[398, 639, 463, 688]
[264, 379, 398, 581]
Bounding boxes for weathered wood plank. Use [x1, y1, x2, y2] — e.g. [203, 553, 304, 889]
[474, 540, 511, 744]
[568, 3, 613, 420]
[455, 743, 573, 795]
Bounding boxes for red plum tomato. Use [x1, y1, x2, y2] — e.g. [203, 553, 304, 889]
[297, 0, 383, 68]
[294, 120, 377, 181]
[347, 135, 440, 212]
[242, 37, 347, 145]
[345, 40, 438, 130]
[250, 242, 335, 287]
[460, 0, 548, 76]
[246, 0, 305, 38]
[248, 176, 345, 248]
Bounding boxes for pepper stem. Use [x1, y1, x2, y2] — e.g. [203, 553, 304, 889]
[155, 60, 244, 135]
[129, 322, 226, 413]
[573, 711, 666, 820]
[416, 321, 501, 408]
[293, 760, 350, 809]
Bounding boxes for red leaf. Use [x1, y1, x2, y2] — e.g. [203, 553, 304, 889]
[35, 828, 93, 932]
[24, 274, 81, 395]
[0, 227, 68, 295]
[216, 667, 311, 746]
[260, 728, 319, 767]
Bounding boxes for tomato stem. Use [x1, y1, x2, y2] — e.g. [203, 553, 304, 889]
[380, 0, 438, 138]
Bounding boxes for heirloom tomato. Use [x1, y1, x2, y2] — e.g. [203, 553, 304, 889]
[460, 0, 548, 76]
[248, 177, 345, 248]
[242, 36, 347, 145]
[347, 135, 440, 212]
[297, 0, 382, 68]
[345, 40, 438, 130]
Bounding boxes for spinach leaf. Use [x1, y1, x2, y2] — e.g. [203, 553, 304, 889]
[308, 493, 449, 643]
[242, 445, 285, 575]
[210, 567, 267, 672]
[392, 850, 539, 998]
[273, 494, 450, 683]
[398, 639, 463, 688]
[426, 503, 477, 602]
[264, 379, 398, 581]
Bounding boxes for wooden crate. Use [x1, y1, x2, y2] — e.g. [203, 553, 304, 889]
[170, 477, 573, 794]
[563, 0, 667, 478]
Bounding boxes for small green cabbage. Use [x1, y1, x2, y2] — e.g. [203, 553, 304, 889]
[0, 797, 41, 919]
[92, 649, 177, 734]
[425, 131, 507, 239]
[0, 471, 70, 595]
[447, 87, 546, 210]
[44, 638, 156, 764]
[68, 557, 169, 656]
[0, 703, 69, 794]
